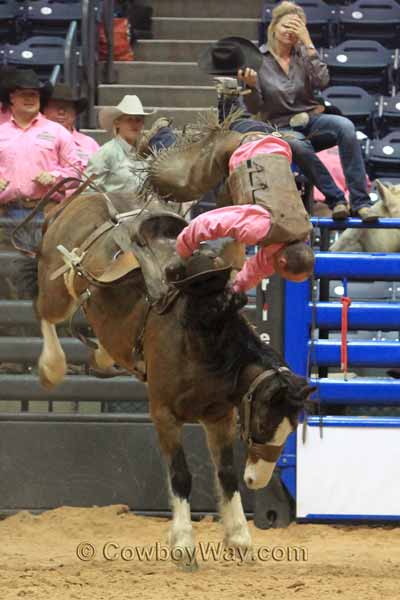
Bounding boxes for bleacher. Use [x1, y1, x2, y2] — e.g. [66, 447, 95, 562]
[0, 0, 99, 126]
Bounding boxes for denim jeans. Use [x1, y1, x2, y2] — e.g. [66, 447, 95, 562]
[304, 114, 371, 211]
[228, 117, 347, 209]
[149, 126, 176, 152]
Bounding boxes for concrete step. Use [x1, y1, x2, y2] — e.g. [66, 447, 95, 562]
[135, 39, 257, 62]
[152, 17, 259, 40]
[134, 40, 214, 62]
[98, 84, 216, 108]
[99, 62, 214, 86]
[152, 0, 261, 19]
[83, 106, 218, 144]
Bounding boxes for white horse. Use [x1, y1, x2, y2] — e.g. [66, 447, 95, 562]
[330, 181, 400, 252]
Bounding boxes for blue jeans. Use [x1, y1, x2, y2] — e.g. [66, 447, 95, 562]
[149, 127, 176, 152]
[229, 117, 347, 209]
[304, 114, 371, 212]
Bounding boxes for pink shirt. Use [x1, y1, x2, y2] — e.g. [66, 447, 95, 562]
[229, 135, 292, 172]
[176, 204, 284, 292]
[72, 129, 100, 166]
[0, 112, 84, 204]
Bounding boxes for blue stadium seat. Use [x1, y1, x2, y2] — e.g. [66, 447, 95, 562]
[0, 0, 21, 43]
[367, 132, 400, 179]
[24, 1, 82, 39]
[3, 36, 78, 86]
[322, 40, 395, 95]
[259, 0, 335, 48]
[376, 94, 400, 136]
[320, 85, 377, 137]
[337, 0, 400, 49]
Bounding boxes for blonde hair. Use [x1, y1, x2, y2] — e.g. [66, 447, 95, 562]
[267, 1, 307, 50]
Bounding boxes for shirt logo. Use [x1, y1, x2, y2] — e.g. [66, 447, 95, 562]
[37, 132, 56, 142]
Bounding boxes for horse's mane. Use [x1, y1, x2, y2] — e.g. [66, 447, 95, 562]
[183, 289, 285, 388]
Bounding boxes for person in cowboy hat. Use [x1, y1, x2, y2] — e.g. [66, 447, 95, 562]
[0, 69, 84, 217]
[198, 35, 369, 221]
[43, 83, 99, 166]
[84, 94, 175, 194]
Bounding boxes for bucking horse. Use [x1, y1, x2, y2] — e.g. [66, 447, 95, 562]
[15, 117, 314, 570]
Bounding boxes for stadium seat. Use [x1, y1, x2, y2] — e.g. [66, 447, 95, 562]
[3, 36, 79, 86]
[337, 0, 400, 49]
[259, 0, 335, 48]
[24, 1, 82, 40]
[0, 0, 21, 43]
[322, 40, 395, 95]
[376, 94, 400, 136]
[320, 85, 377, 137]
[367, 132, 400, 179]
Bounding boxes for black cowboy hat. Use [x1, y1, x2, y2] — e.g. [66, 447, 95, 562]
[167, 253, 232, 296]
[3, 69, 53, 103]
[44, 83, 88, 114]
[0, 65, 17, 103]
[198, 36, 263, 76]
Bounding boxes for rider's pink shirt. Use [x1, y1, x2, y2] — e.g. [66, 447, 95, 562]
[228, 134, 292, 172]
[176, 204, 284, 292]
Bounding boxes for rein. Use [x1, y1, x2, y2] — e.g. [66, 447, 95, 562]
[240, 366, 290, 463]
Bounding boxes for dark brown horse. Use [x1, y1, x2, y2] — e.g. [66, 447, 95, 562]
[17, 190, 313, 569]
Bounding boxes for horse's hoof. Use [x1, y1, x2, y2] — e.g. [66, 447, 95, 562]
[175, 557, 199, 573]
[39, 367, 58, 390]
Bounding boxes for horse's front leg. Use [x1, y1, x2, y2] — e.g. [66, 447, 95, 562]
[203, 411, 252, 553]
[152, 409, 198, 571]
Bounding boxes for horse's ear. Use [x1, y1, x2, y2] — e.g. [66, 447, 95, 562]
[376, 180, 400, 216]
[305, 385, 317, 400]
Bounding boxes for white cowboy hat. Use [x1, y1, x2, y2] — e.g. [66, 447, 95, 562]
[99, 95, 155, 132]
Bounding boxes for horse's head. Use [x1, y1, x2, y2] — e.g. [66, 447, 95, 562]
[240, 367, 314, 490]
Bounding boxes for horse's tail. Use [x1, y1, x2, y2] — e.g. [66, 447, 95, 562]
[11, 223, 42, 299]
[15, 254, 39, 299]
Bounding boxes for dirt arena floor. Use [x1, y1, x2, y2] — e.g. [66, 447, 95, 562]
[0, 504, 399, 600]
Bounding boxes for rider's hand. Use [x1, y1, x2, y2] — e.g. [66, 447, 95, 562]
[34, 171, 57, 186]
[0, 178, 9, 192]
[237, 67, 258, 88]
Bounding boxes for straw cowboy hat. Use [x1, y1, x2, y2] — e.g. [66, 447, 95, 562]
[99, 95, 155, 132]
[198, 36, 263, 76]
[44, 83, 88, 114]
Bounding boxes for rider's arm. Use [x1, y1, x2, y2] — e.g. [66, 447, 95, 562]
[176, 204, 271, 258]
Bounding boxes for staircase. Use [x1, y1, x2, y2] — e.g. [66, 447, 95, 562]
[84, 0, 261, 143]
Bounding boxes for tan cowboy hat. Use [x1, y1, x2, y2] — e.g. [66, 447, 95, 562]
[99, 95, 155, 132]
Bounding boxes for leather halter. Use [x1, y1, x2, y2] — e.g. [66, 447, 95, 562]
[240, 366, 291, 463]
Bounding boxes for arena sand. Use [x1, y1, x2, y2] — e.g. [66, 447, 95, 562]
[0, 504, 399, 600]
